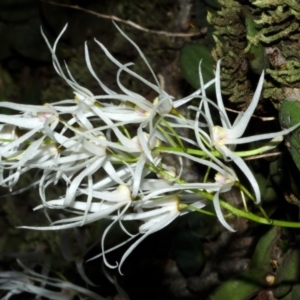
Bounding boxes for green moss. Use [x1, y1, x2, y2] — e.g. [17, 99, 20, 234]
[207, 0, 300, 106]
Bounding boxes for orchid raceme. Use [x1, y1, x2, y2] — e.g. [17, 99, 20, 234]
[0, 260, 105, 300]
[2, 21, 300, 284]
[88, 195, 207, 273]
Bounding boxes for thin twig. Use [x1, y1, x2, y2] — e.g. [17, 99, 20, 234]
[225, 107, 276, 121]
[244, 151, 281, 161]
[41, 0, 206, 37]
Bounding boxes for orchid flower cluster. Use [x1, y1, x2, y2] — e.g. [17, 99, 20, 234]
[0, 23, 298, 278]
[0, 260, 106, 300]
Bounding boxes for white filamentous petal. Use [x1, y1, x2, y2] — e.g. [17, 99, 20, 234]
[63, 156, 106, 207]
[213, 190, 235, 232]
[230, 123, 300, 145]
[0, 259, 105, 300]
[132, 154, 147, 198]
[113, 21, 161, 89]
[215, 60, 231, 129]
[117, 209, 179, 273]
[222, 146, 261, 204]
[94, 38, 168, 106]
[117, 63, 148, 100]
[84, 42, 116, 95]
[0, 115, 45, 129]
[230, 70, 264, 139]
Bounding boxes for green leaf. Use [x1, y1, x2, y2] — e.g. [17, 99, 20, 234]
[279, 100, 300, 169]
[180, 43, 215, 97]
[210, 269, 265, 300]
[210, 227, 280, 300]
[273, 248, 300, 298]
[250, 226, 280, 270]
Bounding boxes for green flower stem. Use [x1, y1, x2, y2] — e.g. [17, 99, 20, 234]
[195, 190, 300, 228]
[257, 204, 271, 223]
[234, 181, 270, 221]
[160, 118, 186, 150]
[150, 165, 300, 228]
[222, 201, 300, 228]
[170, 107, 185, 119]
[203, 163, 211, 183]
[240, 190, 249, 212]
[157, 124, 179, 148]
[156, 146, 221, 157]
[234, 181, 255, 202]
[0, 138, 18, 143]
[155, 145, 279, 159]
[197, 130, 212, 149]
[120, 124, 131, 139]
[110, 153, 138, 163]
[180, 203, 217, 217]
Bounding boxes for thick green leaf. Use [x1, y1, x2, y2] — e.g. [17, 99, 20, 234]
[250, 226, 280, 270]
[210, 227, 280, 300]
[210, 269, 263, 300]
[273, 248, 300, 298]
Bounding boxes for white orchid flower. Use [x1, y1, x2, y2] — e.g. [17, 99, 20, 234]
[0, 260, 105, 300]
[0, 103, 59, 188]
[87, 166, 239, 271]
[202, 60, 300, 204]
[116, 196, 183, 272]
[88, 196, 183, 272]
[20, 184, 132, 231]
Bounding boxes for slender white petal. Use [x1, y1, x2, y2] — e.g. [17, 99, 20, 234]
[230, 71, 264, 138]
[213, 189, 235, 232]
[215, 60, 231, 128]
